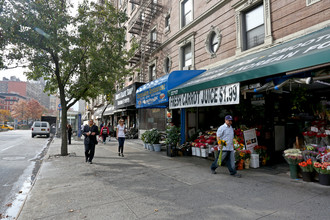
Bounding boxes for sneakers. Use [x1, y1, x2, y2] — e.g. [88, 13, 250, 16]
[89, 161, 93, 164]
[122, 154, 124, 157]
[211, 170, 216, 174]
[232, 173, 241, 178]
[118, 153, 121, 156]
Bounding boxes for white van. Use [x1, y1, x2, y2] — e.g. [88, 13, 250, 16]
[31, 121, 50, 138]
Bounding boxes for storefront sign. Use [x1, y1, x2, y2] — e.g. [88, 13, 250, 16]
[243, 129, 258, 152]
[115, 83, 144, 109]
[136, 83, 167, 108]
[169, 83, 239, 109]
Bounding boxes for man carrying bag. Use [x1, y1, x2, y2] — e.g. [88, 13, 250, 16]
[83, 119, 99, 164]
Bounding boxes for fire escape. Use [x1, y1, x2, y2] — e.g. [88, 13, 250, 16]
[128, 0, 162, 82]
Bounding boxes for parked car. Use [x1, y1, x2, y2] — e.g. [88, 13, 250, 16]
[0, 124, 14, 130]
[31, 121, 50, 138]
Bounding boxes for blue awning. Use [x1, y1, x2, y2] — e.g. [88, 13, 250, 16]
[136, 70, 206, 108]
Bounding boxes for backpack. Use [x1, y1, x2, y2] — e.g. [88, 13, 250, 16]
[102, 127, 108, 134]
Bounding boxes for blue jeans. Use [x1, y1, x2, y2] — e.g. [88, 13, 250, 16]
[118, 137, 125, 154]
[210, 150, 237, 175]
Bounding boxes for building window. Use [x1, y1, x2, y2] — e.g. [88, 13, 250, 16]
[164, 57, 171, 74]
[150, 28, 157, 42]
[205, 27, 221, 56]
[181, 0, 193, 28]
[178, 32, 195, 70]
[306, 0, 321, 6]
[209, 32, 219, 53]
[182, 43, 192, 69]
[243, 4, 264, 50]
[165, 14, 170, 32]
[149, 64, 156, 81]
[131, 2, 135, 11]
[234, 0, 272, 54]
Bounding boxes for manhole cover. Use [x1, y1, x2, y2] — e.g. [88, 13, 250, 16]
[2, 157, 26, 161]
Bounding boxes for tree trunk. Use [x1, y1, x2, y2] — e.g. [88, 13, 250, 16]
[61, 104, 68, 156]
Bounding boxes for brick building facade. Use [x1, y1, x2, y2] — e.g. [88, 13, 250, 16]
[111, 0, 330, 132]
[0, 93, 27, 111]
[0, 77, 50, 109]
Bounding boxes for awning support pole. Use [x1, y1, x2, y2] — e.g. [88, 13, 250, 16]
[180, 108, 186, 145]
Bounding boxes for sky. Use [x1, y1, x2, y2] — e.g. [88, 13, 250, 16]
[0, 67, 28, 81]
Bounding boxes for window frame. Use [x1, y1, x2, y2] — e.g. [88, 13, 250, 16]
[178, 32, 196, 70]
[306, 0, 321, 6]
[164, 56, 172, 74]
[242, 4, 265, 50]
[150, 28, 157, 42]
[165, 13, 171, 33]
[205, 26, 221, 57]
[148, 59, 157, 82]
[233, 0, 272, 55]
[180, 0, 194, 29]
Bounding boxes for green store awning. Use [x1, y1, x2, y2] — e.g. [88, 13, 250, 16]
[169, 26, 330, 97]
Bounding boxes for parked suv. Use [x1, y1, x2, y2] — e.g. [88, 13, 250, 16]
[31, 121, 50, 138]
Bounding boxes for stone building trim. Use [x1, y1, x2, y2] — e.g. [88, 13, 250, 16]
[233, 0, 273, 56]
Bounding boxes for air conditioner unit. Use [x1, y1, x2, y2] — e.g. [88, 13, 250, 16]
[183, 65, 192, 70]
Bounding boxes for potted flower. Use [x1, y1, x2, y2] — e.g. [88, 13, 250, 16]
[235, 149, 245, 170]
[165, 125, 180, 157]
[243, 150, 251, 169]
[298, 159, 314, 182]
[313, 162, 330, 186]
[254, 145, 268, 166]
[149, 128, 161, 152]
[143, 130, 152, 150]
[200, 143, 208, 158]
[141, 131, 148, 149]
[283, 148, 303, 179]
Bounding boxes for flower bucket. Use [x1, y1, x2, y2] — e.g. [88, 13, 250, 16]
[289, 164, 298, 179]
[319, 174, 330, 186]
[250, 154, 259, 168]
[144, 143, 148, 149]
[191, 147, 196, 156]
[301, 172, 313, 182]
[237, 159, 244, 170]
[195, 147, 201, 157]
[153, 144, 161, 152]
[147, 144, 151, 150]
[244, 158, 250, 169]
[149, 144, 154, 151]
[201, 148, 208, 158]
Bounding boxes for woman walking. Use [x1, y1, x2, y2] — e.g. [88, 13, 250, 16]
[100, 124, 109, 144]
[116, 119, 126, 157]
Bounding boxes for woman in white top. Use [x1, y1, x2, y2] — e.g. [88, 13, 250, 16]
[116, 119, 126, 157]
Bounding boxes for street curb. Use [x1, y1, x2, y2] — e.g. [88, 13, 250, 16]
[15, 135, 55, 220]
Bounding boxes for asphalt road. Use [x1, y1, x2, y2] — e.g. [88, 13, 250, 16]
[0, 130, 50, 217]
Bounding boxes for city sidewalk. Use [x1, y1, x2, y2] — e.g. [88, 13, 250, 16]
[18, 138, 329, 220]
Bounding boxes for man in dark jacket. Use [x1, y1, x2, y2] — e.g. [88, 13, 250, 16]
[83, 119, 99, 164]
